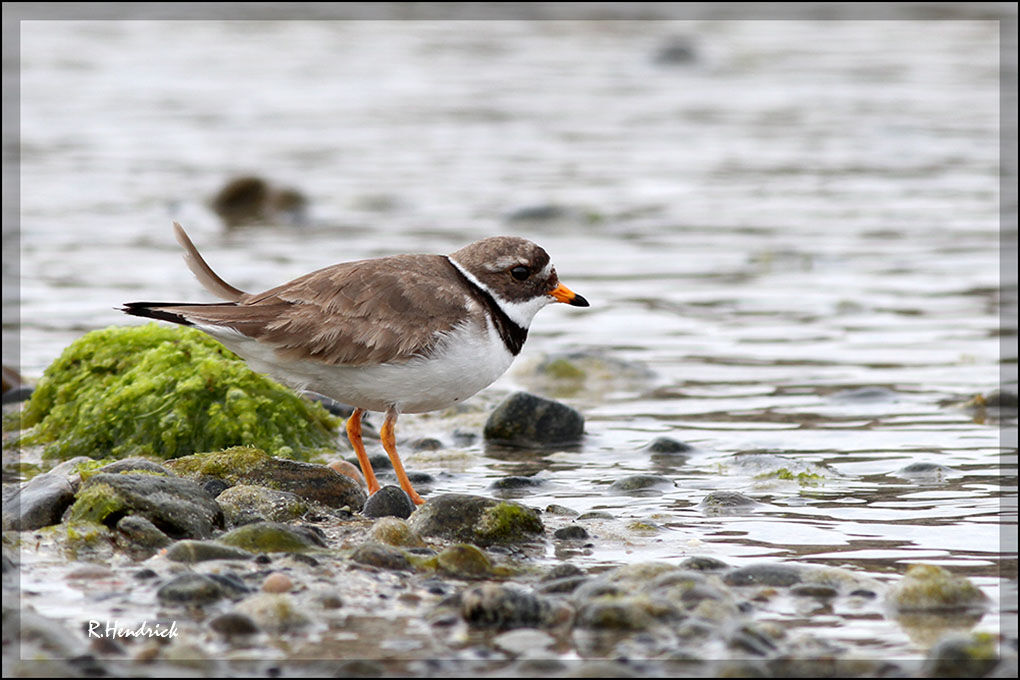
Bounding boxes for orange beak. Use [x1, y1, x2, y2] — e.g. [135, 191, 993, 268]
[549, 283, 589, 307]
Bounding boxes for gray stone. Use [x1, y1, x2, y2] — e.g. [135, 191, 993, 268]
[483, 392, 584, 447]
[409, 494, 543, 547]
[3, 471, 75, 531]
[165, 540, 255, 563]
[362, 485, 415, 520]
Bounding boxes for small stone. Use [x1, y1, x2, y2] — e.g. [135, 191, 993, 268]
[234, 593, 310, 633]
[261, 572, 293, 593]
[654, 36, 698, 64]
[362, 485, 415, 520]
[680, 556, 729, 572]
[350, 542, 412, 571]
[544, 504, 578, 516]
[95, 459, 173, 476]
[923, 632, 1000, 677]
[575, 599, 654, 631]
[216, 485, 314, 525]
[645, 437, 693, 454]
[461, 584, 550, 630]
[218, 521, 326, 554]
[435, 544, 492, 578]
[539, 576, 590, 594]
[133, 568, 158, 580]
[483, 392, 584, 447]
[409, 437, 443, 451]
[165, 540, 254, 563]
[700, 491, 758, 515]
[553, 525, 589, 540]
[577, 511, 613, 521]
[543, 563, 584, 581]
[328, 459, 366, 487]
[209, 612, 260, 637]
[724, 563, 803, 588]
[609, 475, 673, 493]
[3, 471, 77, 531]
[886, 564, 989, 612]
[409, 494, 543, 547]
[157, 573, 228, 605]
[115, 515, 172, 549]
[491, 475, 544, 490]
[370, 517, 426, 548]
[791, 584, 838, 599]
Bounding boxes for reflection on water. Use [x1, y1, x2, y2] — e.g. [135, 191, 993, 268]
[10, 15, 1014, 664]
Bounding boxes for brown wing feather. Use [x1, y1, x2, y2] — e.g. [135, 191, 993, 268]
[167, 254, 476, 366]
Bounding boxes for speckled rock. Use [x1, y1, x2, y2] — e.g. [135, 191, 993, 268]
[68, 473, 224, 539]
[680, 556, 730, 572]
[362, 485, 415, 519]
[165, 540, 255, 563]
[886, 564, 989, 611]
[409, 494, 544, 547]
[483, 392, 584, 447]
[553, 525, 589, 540]
[461, 584, 552, 630]
[209, 612, 260, 637]
[218, 521, 327, 554]
[3, 470, 76, 531]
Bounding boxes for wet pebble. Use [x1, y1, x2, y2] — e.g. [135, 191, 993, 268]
[211, 175, 308, 228]
[409, 494, 543, 547]
[157, 573, 230, 605]
[370, 517, 426, 547]
[234, 593, 311, 633]
[70, 473, 224, 539]
[95, 458, 173, 476]
[218, 521, 327, 554]
[461, 584, 552, 630]
[492, 628, 557, 657]
[435, 544, 493, 578]
[680, 556, 730, 572]
[165, 540, 254, 563]
[553, 524, 589, 540]
[654, 36, 698, 64]
[644, 436, 694, 454]
[409, 437, 443, 451]
[362, 485, 415, 520]
[350, 542, 412, 571]
[115, 515, 172, 549]
[209, 612, 260, 637]
[724, 563, 803, 588]
[261, 572, 293, 593]
[923, 632, 1000, 677]
[886, 564, 989, 611]
[894, 461, 954, 482]
[327, 459, 366, 487]
[491, 475, 544, 490]
[539, 575, 590, 594]
[3, 470, 76, 531]
[483, 392, 584, 447]
[577, 510, 613, 521]
[700, 491, 759, 515]
[791, 584, 839, 599]
[544, 504, 578, 516]
[609, 474, 673, 494]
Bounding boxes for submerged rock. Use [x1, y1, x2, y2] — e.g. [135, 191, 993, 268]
[11, 324, 339, 461]
[350, 542, 412, 571]
[886, 564, 989, 612]
[369, 517, 426, 548]
[484, 392, 584, 447]
[409, 494, 544, 547]
[699, 491, 759, 515]
[923, 631, 1000, 677]
[434, 544, 494, 579]
[167, 447, 365, 511]
[724, 563, 803, 588]
[67, 472, 224, 539]
[216, 484, 319, 525]
[211, 175, 309, 228]
[609, 474, 674, 494]
[157, 573, 234, 605]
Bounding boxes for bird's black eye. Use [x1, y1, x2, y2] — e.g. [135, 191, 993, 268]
[510, 265, 530, 281]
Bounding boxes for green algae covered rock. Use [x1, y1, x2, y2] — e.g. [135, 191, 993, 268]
[886, 564, 989, 612]
[13, 324, 340, 461]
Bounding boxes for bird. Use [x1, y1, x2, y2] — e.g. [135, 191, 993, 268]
[122, 223, 589, 506]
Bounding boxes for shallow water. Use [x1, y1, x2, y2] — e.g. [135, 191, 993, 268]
[8, 15, 1016, 668]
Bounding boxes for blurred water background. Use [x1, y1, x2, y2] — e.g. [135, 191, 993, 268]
[6, 3, 1017, 664]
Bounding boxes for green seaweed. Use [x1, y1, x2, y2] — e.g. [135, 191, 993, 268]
[756, 467, 824, 485]
[13, 324, 340, 461]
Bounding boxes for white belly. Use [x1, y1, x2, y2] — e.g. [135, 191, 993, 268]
[203, 318, 515, 414]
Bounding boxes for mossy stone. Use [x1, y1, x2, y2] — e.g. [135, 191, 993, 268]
[410, 494, 544, 547]
[14, 324, 339, 461]
[887, 564, 989, 611]
[218, 521, 327, 554]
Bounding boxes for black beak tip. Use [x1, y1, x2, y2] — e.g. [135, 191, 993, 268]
[570, 294, 590, 308]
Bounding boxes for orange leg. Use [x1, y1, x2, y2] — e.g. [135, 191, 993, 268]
[346, 408, 381, 495]
[380, 407, 425, 506]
